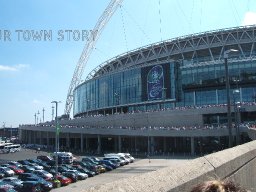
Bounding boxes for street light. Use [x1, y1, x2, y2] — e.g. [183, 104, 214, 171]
[51, 100, 61, 176]
[42, 108, 45, 123]
[224, 49, 238, 148]
[37, 111, 40, 124]
[34, 113, 37, 125]
[51, 106, 55, 121]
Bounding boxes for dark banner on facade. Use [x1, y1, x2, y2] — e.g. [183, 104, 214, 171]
[141, 63, 170, 101]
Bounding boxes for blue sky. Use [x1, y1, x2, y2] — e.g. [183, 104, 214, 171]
[0, 0, 256, 127]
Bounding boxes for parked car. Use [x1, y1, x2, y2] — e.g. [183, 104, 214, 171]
[7, 162, 22, 168]
[20, 177, 53, 192]
[65, 170, 88, 180]
[99, 160, 118, 169]
[0, 173, 5, 179]
[1, 177, 23, 191]
[0, 167, 15, 177]
[0, 182, 16, 192]
[18, 173, 38, 181]
[61, 172, 78, 183]
[56, 175, 71, 186]
[7, 166, 24, 175]
[33, 170, 53, 181]
[21, 165, 35, 173]
[36, 156, 55, 166]
[72, 166, 95, 177]
[18, 181, 42, 192]
[73, 161, 99, 174]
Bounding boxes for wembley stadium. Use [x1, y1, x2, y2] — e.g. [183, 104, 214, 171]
[20, 25, 256, 156]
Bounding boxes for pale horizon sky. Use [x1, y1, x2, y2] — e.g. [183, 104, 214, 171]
[1, 0, 256, 127]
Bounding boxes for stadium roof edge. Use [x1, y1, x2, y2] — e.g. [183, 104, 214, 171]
[85, 24, 256, 81]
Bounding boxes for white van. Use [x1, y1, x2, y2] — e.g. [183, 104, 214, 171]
[118, 153, 135, 163]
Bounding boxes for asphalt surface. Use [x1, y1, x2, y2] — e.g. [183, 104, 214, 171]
[0, 148, 193, 192]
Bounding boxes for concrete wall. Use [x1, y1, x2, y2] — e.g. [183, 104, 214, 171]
[82, 141, 256, 192]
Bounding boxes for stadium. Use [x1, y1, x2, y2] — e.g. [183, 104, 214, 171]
[20, 25, 256, 156]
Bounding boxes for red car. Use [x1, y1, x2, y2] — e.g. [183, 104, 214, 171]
[7, 166, 24, 175]
[56, 175, 72, 186]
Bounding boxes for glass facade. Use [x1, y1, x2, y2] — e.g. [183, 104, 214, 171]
[182, 60, 256, 106]
[74, 59, 256, 117]
[74, 59, 256, 116]
[74, 62, 180, 116]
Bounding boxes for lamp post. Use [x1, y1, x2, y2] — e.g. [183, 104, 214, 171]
[42, 108, 45, 123]
[34, 113, 37, 125]
[51, 106, 54, 121]
[37, 111, 40, 124]
[51, 101, 61, 176]
[224, 49, 238, 148]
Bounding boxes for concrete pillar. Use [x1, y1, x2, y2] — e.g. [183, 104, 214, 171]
[191, 137, 195, 156]
[85, 136, 89, 152]
[97, 135, 101, 154]
[28, 131, 32, 144]
[39, 131, 42, 145]
[66, 133, 70, 150]
[150, 137, 155, 154]
[147, 136, 150, 155]
[19, 129, 22, 142]
[114, 137, 118, 152]
[163, 137, 167, 152]
[47, 132, 50, 147]
[118, 135, 122, 152]
[80, 134, 84, 153]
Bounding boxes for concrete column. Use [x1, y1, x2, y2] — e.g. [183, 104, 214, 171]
[97, 135, 101, 154]
[66, 133, 70, 150]
[19, 129, 22, 142]
[134, 137, 137, 153]
[39, 131, 42, 145]
[80, 134, 84, 153]
[118, 135, 122, 152]
[114, 137, 118, 152]
[85, 136, 89, 152]
[147, 136, 150, 155]
[28, 131, 32, 144]
[191, 137, 195, 156]
[163, 137, 167, 152]
[150, 137, 155, 154]
[47, 132, 50, 147]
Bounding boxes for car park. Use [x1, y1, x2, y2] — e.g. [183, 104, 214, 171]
[3, 150, 136, 191]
